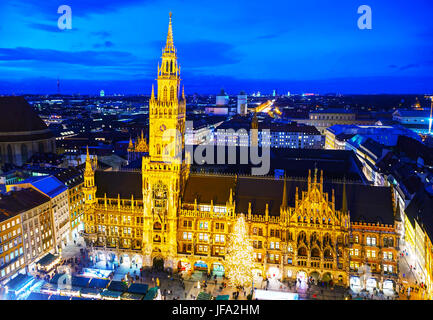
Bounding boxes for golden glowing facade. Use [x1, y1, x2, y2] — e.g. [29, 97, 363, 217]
[82, 14, 400, 290]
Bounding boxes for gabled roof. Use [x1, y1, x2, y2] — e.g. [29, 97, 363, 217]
[0, 188, 50, 220]
[405, 189, 433, 240]
[94, 170, 142, 199]
[183, 173, 395, 224]
[183, 174, 236, 205]
[17, 175, 67, 198]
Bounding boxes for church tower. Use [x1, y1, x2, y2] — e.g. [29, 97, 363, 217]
[142, 13, 188, 270]
[148, 12, 186, 162]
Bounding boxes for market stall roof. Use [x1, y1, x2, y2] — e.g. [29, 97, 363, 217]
[121, 292, 144, 300]
[71, 276, 91, 288]
[37, 253, 59, 268]
[215, 295, 229, 300]
[50, 294, 71, 300]
[5, 274, 34, 292]
[101, 290, 122, 299]
[40, 282, 58, 293]
[26, 292, 50, 300]
[79, 287, 101, 296]
[127, 283, 148, 295]
[108, 280, 128, 292]
[88, 278, 110, 289]
[143, 287, 158, 300]
[196, 292, 213, 300]
[72, 296, 94, 300]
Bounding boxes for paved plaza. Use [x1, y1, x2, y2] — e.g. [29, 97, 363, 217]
[9, 236, 411, 300]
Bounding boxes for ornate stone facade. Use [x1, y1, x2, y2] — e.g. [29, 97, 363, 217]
[82, 13, 400, 291]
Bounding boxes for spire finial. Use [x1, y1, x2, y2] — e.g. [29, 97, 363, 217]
[165, 12, 174, 52]
[151, 83, 155, 100]
[85, 146, 93, 174]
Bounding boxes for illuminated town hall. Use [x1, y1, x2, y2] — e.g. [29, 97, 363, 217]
[82, 14, 400, 292]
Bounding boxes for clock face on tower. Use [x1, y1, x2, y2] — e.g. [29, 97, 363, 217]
[160, 124, 167, 132]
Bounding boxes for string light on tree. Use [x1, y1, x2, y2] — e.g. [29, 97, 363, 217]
[225, 214, 254, 288]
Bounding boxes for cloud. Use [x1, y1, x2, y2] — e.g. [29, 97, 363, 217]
[93, 41, 115, 48]
[0, 47, 136, 66]
[389, 63, 421, 71]
[2, 74, 433, 95]
[399, 64, 420, 71]
[91, 31, 111, 39]
[256, 33, 281, 40]
[28, 22, 62, 33]
[12, 0, 154, 17]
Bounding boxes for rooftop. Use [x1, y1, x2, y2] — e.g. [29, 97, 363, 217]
[0, 188, 50, 221]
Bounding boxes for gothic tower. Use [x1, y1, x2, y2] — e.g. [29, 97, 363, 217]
[148, 12, 186, 162]
[142, 13, 188, 270]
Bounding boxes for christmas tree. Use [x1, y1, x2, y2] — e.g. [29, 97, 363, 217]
[225, 214, 254, 288]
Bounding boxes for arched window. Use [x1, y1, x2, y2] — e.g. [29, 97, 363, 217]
[170, 86, 175, 101]
[311, 247, 320, 258]
[324, 248, 333, 259]
[7, 144, 13, 164]
[163, 86, 168, 101]
[153, 222, 162, 230]
[297, 231, 306, 244]
[21, 144, 28, 164]
[297, 247, 307, 257]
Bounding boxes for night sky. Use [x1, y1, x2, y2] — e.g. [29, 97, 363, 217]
[1, 0, 433, 95]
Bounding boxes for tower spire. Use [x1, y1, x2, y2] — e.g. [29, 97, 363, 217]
[165, 12, 175, 52]
[281, 173, 288, 209]
[342, 178, 348, 213]
[151, 84, 155, 100]
[85, 146, 93, 175]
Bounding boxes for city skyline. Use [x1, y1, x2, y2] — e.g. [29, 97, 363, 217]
[1, 0, 433, 95]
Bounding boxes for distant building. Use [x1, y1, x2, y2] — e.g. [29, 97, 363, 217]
[127, 131, 149, 163]
[392, 109, 431, 135]
[237, 91, 248, 116]
[216, 89, 229, 106]
[325, 124, 422, 150]
[214, 116, 323, 149]
[294, 108, 375, 134]
[100, 90, 105, 97]
[0, 97, 56, 168]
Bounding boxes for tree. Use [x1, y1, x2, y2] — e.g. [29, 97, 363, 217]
[225, 214, 254, 288]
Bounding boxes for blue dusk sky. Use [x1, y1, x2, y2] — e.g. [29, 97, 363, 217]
[0, 0, 433, 95]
